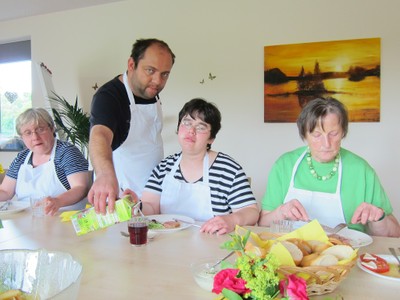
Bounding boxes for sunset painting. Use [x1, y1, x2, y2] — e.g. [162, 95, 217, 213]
[264, 38, 381, 122]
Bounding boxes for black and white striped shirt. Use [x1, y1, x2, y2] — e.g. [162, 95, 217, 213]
[7, 140, 88, 190]
[144, 152, 256, 215]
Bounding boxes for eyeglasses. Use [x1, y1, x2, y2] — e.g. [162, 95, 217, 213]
[21, 126, 49, 138]
[180, 118, 210, 134]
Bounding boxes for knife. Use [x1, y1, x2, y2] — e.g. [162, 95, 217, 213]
[173, 218, 201, 228]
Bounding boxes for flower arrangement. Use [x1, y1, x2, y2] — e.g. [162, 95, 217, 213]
[212, 230, 308, 300]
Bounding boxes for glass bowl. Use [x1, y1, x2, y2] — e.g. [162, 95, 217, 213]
[190, 258, 221, 292]
[0, 249, 82, 299]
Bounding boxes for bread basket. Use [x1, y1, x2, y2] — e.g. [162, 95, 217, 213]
[278, 257, 357, 296]
[245, 223, 358, 296]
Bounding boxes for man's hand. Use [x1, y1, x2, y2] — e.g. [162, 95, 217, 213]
[88, 174, 119, 214]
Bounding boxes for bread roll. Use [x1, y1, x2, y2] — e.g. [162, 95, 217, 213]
[300, 253, 320, 267]
[310, 254, 339, 266]
[287, 238, 312, 255]
[245, 243, 268, 257]
[280, 241, 304, 266]
[321, 245, 353, 260]
[307, 240, 330, 253]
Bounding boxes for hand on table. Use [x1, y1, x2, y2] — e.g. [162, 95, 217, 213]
[87, 174, 119, 214]
[44, 196, 61, 216]
[351, 202, 384, 225]
[200, 215, 234, 235]
[278, 199, 309, 222]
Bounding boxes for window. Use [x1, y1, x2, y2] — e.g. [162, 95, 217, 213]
[0, 40, 31, 151]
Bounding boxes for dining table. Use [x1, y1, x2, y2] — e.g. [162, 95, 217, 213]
[1, 208, 399, 300]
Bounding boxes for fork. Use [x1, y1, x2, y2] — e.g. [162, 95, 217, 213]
[388, 248, 400, 272]
[0, 201, 9, 211]
[319, 222, 347, 234]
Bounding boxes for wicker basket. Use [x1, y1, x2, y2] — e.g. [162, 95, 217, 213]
[278, 257, 357, 296]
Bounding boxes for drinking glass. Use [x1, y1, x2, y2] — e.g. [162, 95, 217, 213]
[30, 196, 46, 217]
[127, 216, 148, 246]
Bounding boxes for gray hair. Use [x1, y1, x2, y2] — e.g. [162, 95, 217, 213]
[16, 108, 55, 136]
[297, 97, 348, 140]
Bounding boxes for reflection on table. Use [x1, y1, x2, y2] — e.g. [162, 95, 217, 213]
[1, 210, 399, 299]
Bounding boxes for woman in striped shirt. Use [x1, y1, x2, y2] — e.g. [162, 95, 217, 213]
[124, 98, 258, 234]
[0, 108, 89, 215]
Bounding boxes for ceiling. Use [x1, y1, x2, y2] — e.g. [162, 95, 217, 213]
[0, 0, 124, 22]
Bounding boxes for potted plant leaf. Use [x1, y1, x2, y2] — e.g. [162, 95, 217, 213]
[48, 92, 90, 158]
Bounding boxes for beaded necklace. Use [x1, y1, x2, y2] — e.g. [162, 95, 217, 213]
[306, 151, 340, 181]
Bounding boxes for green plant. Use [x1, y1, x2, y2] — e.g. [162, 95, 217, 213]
[48, 92, 90, 157]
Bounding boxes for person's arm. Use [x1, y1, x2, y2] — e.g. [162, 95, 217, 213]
[45, 172, 90, 215]
[205, 204, 260, 235]
[0, 176, 17, 201]
[351, 202, 400, 237]
[258, 209, 280, 227]
[88, 125, 119, 214]
[140, 190, 161, 215]
[199, 205, 258, 235]
[367, 214, 400, 237]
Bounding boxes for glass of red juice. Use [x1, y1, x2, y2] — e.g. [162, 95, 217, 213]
[128, 217, 148, 246]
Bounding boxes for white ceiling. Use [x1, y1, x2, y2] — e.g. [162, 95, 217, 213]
[0, 0, 124, 22]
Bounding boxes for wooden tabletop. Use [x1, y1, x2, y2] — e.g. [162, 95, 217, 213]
[1, 209, 399, 299]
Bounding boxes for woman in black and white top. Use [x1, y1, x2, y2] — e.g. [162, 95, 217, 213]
[0, 108, 89, 215]
[124, 98, 258, 234]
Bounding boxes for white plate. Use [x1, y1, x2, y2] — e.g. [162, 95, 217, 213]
[148, 230, 158, 239]
[0, 201, 30, 216]
[147, 214, 195, 232]
[335, 227, 373, 248]
[357, 254, 400, 282]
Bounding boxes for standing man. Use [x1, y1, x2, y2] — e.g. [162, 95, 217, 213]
[88, 38, 175, 214]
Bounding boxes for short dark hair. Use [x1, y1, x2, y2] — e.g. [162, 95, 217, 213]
[177, 98, 221, 141]
[130, 38, 175, 66]
[297, 97, 348, 140]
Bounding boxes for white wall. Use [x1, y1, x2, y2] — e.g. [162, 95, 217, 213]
[1, 0, 399, 218]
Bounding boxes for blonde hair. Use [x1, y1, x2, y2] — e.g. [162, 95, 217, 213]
[16, 108, 55, 136]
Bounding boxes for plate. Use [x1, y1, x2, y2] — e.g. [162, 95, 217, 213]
[357, 254, 400, 282]
[0, 201, 30, 216]
[335, 227, 373, 248]
[148, 230, 158, 239]
[146, 214, 195, 232]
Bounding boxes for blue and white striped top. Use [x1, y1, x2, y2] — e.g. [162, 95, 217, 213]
[7, 139, 88, 190]
[144, 152, 256, 215]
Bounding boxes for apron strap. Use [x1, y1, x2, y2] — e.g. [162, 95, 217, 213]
[170, 152, 209, 184]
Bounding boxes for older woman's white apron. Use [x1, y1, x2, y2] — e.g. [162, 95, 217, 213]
[15, 142, 86, 211]
[160, 153, 214, 221]
[113, 72, 164, 198]
[283, 149, 346, 228]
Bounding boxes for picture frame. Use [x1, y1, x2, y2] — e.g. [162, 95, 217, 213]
[264, 38, 381, 123]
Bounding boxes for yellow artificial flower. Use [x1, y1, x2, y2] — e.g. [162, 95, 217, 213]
[0, 163, 4, 174]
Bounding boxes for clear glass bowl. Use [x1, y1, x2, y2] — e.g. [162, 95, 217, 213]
[0, 249, 82, 299]
[190, 258, 221, 292]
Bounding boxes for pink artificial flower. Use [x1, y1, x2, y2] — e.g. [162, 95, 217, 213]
[279, 274, 309, 300]
[212, 268, 251, 295]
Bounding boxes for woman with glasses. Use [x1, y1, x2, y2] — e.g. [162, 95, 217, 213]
[0, 108, 90, 215]
[123, 98, 259, 234]
[258, 97, 400, 237]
